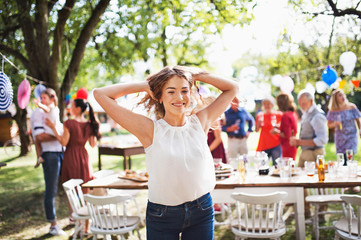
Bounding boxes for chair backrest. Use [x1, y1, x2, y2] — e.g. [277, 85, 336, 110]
[308, 187, 344, 195]
[62, 179, 87, 215]
[84, 194, 138, 232]
[341, 195, 361, 238]
[231, 191, 288, 237]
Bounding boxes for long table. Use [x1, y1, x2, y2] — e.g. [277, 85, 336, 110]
[82, 168, 361, 240]
[98, 144, 145, 170]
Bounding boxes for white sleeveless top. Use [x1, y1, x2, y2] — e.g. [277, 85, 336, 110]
[145, 114, 215, 206]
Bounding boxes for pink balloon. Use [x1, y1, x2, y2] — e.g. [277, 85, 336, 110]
[17, 79, 31, 109]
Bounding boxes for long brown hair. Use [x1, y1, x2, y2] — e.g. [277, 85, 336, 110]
[139, 65, 206, 119]
[276, 93, 296, 112]
[74, 99, 101, 140]
[328, 89, 348, 111]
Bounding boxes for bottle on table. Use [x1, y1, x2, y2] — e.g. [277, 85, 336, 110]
[317, 155, 325, 182]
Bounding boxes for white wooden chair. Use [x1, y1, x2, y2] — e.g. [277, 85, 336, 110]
[84, 194, 141, 240]
[230, 191, 288, 240]
[62, 179, 90, 240]
[306, 188, 346, 240]
[214, 203, 232, 227]
[334, 195, 361, 240]
[93, 169, 144, 225]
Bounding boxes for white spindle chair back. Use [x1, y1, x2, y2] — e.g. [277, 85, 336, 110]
[231, 191, 288, 239]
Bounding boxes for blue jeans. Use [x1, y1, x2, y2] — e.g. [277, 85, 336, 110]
[146, 192, 214, 240]
[42, 151, 63, 223]
[264, 144, 282, 165]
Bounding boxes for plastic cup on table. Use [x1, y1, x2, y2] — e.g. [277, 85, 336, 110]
[213, 158, 222, 170]
[348, 160, 358, 178]
[305, 161, 315, 177]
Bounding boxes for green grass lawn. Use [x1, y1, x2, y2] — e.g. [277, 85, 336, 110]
[0, 131, 360, 239]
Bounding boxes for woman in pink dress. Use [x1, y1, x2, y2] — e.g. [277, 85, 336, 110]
[272, 93, 298, 160]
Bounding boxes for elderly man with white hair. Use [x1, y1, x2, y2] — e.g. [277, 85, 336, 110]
[290, 89, 328, 167]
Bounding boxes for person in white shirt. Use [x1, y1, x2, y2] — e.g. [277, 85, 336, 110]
[33, 88, 62, 168]
[94, 66, 238, 240]
[30, 88, 64, 236]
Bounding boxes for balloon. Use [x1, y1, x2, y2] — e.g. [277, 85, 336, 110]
[76, 87, 89, 100]
[65, 94, 71, 105]
[271, 75, 282, 87]
[339, 79, 346, 89]
[17, 79, 31, 109]
[34, 84, 46, 99]
[315, 81, 328, 94]
[280, 76, 294, 93]
[330, 77, 340, 89]
[351, 80, 360, 88]
[339, 52, 357, 75]
[71, 93, 77, 99]
[0, 72, 13, 111]
[305, 83, 315, 95]
[322, 66, 338, 87]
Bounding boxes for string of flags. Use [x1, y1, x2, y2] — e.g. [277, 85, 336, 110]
[0, 51, 88, 112]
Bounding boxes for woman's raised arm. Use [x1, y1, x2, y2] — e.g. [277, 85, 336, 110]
[195, 73, 238, 132]
[93, 82, 154, 148]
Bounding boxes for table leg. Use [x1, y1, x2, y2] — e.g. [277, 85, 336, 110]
[123, 154, 127, 169]
[295, 187, 305, 240]
[128, 156, 132, 169]
[98, 153, 102, 170]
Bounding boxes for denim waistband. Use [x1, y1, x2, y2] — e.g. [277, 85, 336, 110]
[149, 192, 211, 209]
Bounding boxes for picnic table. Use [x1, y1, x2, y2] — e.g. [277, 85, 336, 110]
[83, 167, 361, 240]
[98, 144, 144, 170]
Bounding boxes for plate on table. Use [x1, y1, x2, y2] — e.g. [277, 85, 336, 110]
[271, 168, 299, 177]
[215, 164, 233, 180]
[118, 170, 149, 182]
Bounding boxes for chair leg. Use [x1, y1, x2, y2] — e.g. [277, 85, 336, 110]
[133, 197, 144, 226]
[313, 204, 319, 240]
[136, 228, 142, 240]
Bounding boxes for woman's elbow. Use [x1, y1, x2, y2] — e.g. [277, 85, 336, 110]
[93, 88, 101, 102]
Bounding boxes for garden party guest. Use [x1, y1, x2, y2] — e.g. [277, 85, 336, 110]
[222, 97, 254, 158]
[33, 88, 62, 168]
[327, 89, 361, 165]
[94, 65, 238, 240]
[271, 93, 298, 160]
[46, 98, 101, 232]
[255, 96, 282, 165]
[30, 88, 65, 236]
[290, 89, 328, 167]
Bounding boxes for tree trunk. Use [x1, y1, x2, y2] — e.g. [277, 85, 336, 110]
[13, 107, 31, 156]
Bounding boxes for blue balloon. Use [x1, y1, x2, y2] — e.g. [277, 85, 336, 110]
[322, 66, 338, 87]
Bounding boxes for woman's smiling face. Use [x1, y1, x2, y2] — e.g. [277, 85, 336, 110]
[160, 76, 191, 115]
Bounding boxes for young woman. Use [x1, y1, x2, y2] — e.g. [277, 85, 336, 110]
[255, 96, 282, 165]
[272, 93, 298, 160]
[94, 66, 238, 240]
[46, 98, 101, 232]
[327, 89, 361, 163]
